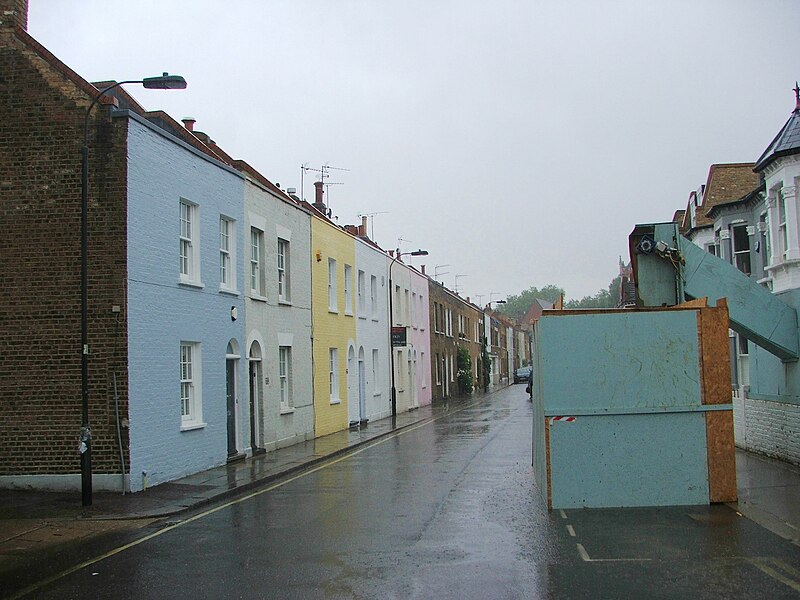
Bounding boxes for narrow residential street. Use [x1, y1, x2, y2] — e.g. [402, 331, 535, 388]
[8, 386, 800, 599]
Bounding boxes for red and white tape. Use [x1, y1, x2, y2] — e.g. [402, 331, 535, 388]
[549, 416, 576, 424]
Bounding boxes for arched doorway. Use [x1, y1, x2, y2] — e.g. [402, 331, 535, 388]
[226, 340, 241, 459]
[248, 341, 265, 455]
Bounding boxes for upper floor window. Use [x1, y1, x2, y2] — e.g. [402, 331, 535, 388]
[778, 195, 788, 259]
[344, 264, 353, 315]
[250, 227, 266, 298]
[219, 217, 237, 292]
[328, 258, 338, 312]
[358, 270, 366, 316]
[732, 223, 751, 275]
[760, 212, 771, 270]
[179, 200, 200, 284]
[370, 275, 378, 318]
[277, 238, 289, 301]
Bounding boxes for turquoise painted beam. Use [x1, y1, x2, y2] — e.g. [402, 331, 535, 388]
[678, 235, 799, 361]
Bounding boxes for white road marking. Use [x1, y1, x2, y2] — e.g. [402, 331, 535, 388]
[567, 525, 576, 537]
[576, 543, 651, 563]
[559, 509, 567, 519]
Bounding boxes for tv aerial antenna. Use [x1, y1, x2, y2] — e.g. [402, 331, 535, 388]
[300, 163, 349, 205]
[357, 211, 388, 239]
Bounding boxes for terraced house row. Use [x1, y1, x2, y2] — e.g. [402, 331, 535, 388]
[0, 5, 530, 493]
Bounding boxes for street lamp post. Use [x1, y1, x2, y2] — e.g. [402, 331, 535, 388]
[482, 298, 505, 393]
[80, 73, 186, 506]
[388, 248, 428, 418]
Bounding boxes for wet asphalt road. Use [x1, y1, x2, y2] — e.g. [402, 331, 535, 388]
[10, 386, 800, 599]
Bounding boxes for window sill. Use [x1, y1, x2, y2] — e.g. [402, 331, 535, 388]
[373, 392, 382, 397]
[219, 288, 240, 297]
[328, 308, 339, 315]
[280, 406, 295, 415]
[250, 294, 268, 303]
[278, 298, 292, 306]
[358, 315, 367, 320]
[178, 280, 204, 290]
[344, 312, 354, 318]
[180, 422, 207, 432]
[330, 398, 341, 405]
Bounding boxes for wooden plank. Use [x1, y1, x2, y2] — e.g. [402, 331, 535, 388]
[698, 303, 732, 405]
[705, 410, 737, 502]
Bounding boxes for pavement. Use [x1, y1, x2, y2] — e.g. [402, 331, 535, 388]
[1, 388, 799, 567]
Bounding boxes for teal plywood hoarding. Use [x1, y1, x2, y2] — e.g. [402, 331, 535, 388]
[533, 306, 735, 509]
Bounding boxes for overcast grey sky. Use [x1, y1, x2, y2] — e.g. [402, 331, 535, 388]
[29, 0, 800, 301]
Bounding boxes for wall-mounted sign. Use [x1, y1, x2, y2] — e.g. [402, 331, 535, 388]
[391, 326, 407, 347]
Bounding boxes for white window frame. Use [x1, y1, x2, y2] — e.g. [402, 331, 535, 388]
[344, 264, 353, 315]
[179, 200, 201, 286]
[329, 348, 340, 403]
[277, 238, 289, 302]
[732, 223, 751, 275]
[358, 270, 366, 317]
[370, 275, 378, 319]
[328, 258, 338, 312]
[778, 194, 788, 260]
[279, 346, 292, 411]
[250, 227, 266, 299]
[219, 216, 237, 293]
[180, 342, 204, 430]
[421, 351, 426, 388]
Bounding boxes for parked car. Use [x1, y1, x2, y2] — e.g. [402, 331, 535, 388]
[514, 366, 532, 383]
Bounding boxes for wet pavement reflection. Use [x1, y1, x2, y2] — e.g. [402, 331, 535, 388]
[12, 385, 800, 599]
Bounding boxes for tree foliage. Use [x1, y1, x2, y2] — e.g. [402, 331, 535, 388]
[564, 277, 621, 309]
[497, 277, 622, 320]
[497, 285, 565, 321]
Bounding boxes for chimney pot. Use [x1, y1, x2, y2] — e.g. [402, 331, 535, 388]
[421, 265, 426, 275]
[182, 118, 196, 132]
[313, 181, 326, 213]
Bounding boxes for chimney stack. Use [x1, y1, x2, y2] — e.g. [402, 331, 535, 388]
[360, 215, 368, 237]
[182, 117, 196, 132]
[421, 265, 426, 275]
[313, 181, 326, 214]
[0, 0, 28, 29]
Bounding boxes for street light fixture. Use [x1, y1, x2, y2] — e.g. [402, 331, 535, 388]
[80, 73, 187, 506]
[481, 297, 506, 393]
[388, 248, 428, 418]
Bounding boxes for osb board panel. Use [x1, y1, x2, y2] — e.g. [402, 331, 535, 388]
[679, 297, 709, 309]
[545, 418, 552, 511]
[697, 304, 732, 405]
[705, 410, 737, 503]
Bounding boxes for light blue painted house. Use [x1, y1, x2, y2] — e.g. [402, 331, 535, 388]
[123, 109, 247, 491]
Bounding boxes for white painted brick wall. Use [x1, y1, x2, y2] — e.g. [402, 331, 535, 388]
[734, 394, 800, 467]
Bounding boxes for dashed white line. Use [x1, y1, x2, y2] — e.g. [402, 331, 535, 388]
[567, 525, 576, 537]
[559, 509, 567, 519]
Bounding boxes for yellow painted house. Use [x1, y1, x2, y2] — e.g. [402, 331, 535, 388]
[310, 208, 357, 437]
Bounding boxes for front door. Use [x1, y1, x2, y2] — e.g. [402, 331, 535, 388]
[226, 358, 237, 456]
[358, 349, 366, 423]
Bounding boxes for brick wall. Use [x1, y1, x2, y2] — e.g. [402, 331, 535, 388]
[0, 31, 130, 480]
[734, 395, 800, 466]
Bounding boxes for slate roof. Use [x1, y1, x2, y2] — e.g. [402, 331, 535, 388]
[754, 92, 800, 172]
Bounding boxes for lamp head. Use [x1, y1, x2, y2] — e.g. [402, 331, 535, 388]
[142, 73, 187, 90]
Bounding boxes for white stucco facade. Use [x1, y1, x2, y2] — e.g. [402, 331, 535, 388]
[243, 179, 314, 454]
